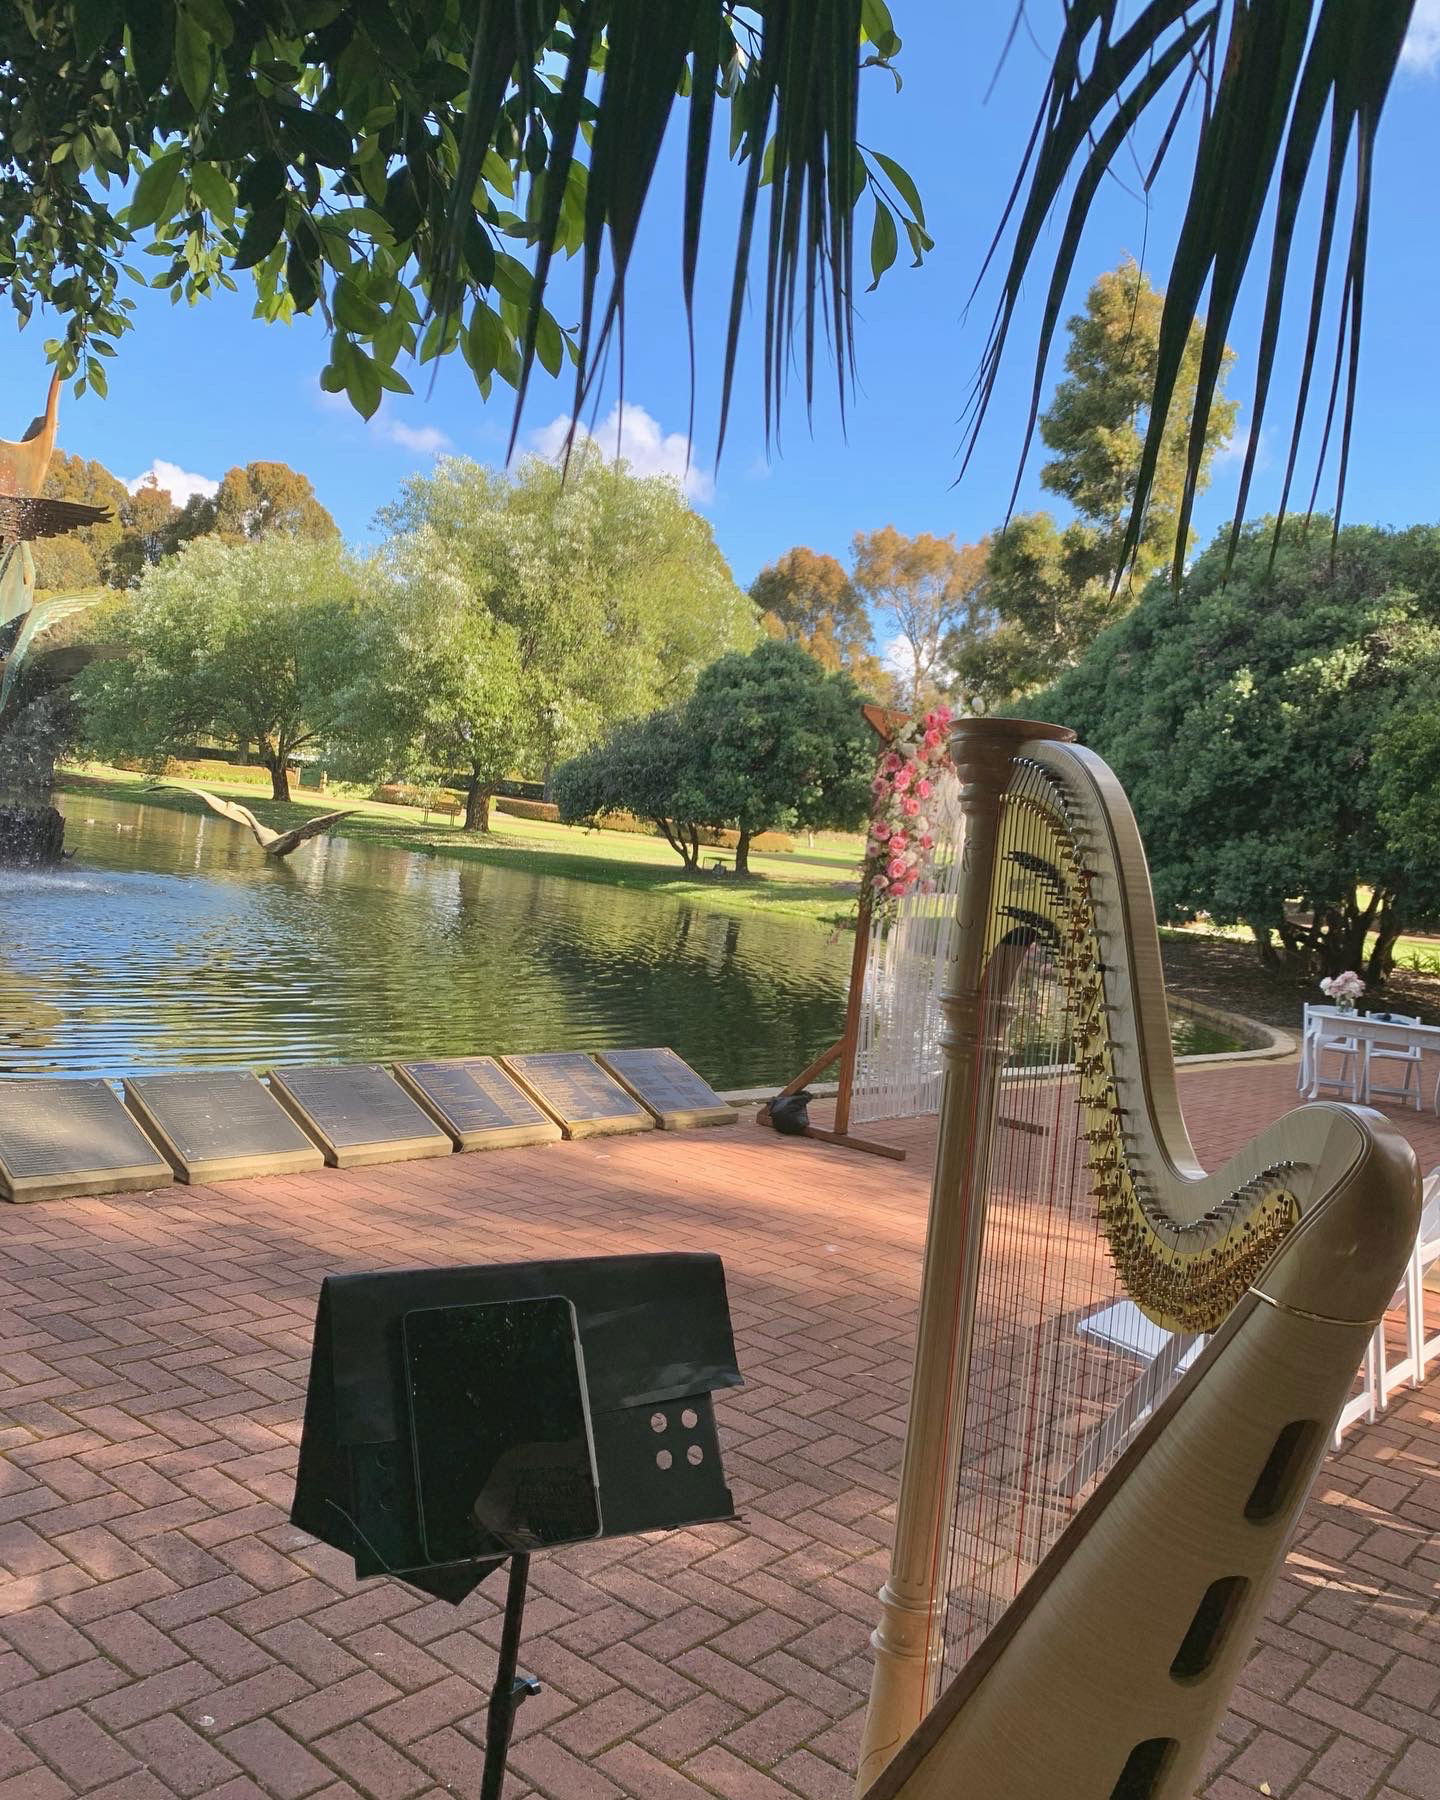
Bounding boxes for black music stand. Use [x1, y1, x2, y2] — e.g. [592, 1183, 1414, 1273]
[291, 1253, 742, 1799]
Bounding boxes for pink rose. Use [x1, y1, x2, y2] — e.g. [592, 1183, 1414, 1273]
[916, 778, 932, 799]
[887, 856, 907, 879]
[882, 752, 903, 773]
[872, 819, 890, 840]
[889, 879, 908, 895]
[889, 830, 907, 850]
[902, 796, 920, 816]
[893, 765, 912, 791]
[920, 833, 934, 849]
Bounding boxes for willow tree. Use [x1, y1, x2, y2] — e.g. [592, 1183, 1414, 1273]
[0, 4, 1415, 555]
[381, 447, 758, 785]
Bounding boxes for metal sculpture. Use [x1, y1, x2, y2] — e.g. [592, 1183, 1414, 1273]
[155, 781, 356, 859]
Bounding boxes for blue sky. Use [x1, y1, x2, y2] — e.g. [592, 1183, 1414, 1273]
[4, 2, 1439, 652]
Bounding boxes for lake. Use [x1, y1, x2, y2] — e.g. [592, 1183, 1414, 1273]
[0, 794, 851, 1088]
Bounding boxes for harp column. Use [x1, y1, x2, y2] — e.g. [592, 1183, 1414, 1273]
[856, 717, 1075, 1795]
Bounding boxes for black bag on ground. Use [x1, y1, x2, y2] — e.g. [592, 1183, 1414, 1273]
[768, 1092, 812, 1136]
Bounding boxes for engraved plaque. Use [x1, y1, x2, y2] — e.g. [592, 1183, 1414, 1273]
[500, 1053, 654, 1140]
[267, 1064, 454, 1168]
[393, 1058, 563, 1153]
[124, 1071, 325, 1184]
[595, 1048, 738, 1130]
[0, 1078, 172, 1203]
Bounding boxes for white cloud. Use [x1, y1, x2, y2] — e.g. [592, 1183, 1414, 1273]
[881, 632, 915, 683]
[376, 418, 451, 454]
[125, 459, 219, 507]
[1213, 423, 1271, 474]
[528, 402, 714, 502]
[1402, 0, 1440, 73]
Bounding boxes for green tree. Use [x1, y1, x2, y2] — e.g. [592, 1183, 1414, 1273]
[1040, 259, 1237, 583]
[553, 709, 718, 869]
[74, 535, 363, 801]
[1032, 518, 1440, 981]
[952, 261, 1237, 710]
[338, 530, 528, 833]
[205, 462, 338, 541]
[949, 512, 1134, 709]
[751, 546, 889, 697]
[850, 526, 989, 712]
[681, 639, 874, 875]
[382, 448, 756, 787]
[38, 450, 128, 590]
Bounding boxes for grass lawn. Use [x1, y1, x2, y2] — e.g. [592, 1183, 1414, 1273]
[57, 764, 862, 931]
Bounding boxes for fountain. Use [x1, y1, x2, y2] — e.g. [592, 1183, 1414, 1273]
[0, 372, 111, 865]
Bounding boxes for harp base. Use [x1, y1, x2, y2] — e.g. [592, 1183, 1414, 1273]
[856, 1579, 939, 1794]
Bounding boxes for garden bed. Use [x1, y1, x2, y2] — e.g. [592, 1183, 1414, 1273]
[1159, 928, 1440, 1030]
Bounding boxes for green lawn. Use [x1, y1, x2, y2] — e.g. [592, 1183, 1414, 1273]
[57, 764, 862, 930]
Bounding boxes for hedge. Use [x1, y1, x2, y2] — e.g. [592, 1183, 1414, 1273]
[495, 796, 560, 822]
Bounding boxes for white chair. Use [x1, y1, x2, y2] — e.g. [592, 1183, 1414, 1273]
[1305, 1011, 1363, 1102]
[1334, 1167, 1440, 1447]
[1364, 1012, 1423, 1110]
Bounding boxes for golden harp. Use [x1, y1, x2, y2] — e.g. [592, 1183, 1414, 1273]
[856, 720, 1419, 1800]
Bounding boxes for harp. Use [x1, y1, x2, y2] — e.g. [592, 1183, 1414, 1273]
[855, 719, 1419, 1800]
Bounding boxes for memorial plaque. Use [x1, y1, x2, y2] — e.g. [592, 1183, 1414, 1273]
[393, 1058, 563, 1152]
[500, 1053, 654, 1140]
[124, 1071, 326, 1184]
[595, 1048, 738, 1131]
[0, 1078, 172, 1203]
[268, 1064, 454, 1168]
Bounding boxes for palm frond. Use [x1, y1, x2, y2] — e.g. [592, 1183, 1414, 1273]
[967, 0, 1416, 577]
[432, 2, 891, 466]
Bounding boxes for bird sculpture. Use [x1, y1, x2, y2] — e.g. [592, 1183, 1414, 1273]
[156, 782, 356, 860]
[0, 591, 104, 716]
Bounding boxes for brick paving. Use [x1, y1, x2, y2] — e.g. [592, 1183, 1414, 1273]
[0, 1058, 1436, 1800]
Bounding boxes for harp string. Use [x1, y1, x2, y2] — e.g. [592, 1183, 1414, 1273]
[931, 757, 1140, 1693]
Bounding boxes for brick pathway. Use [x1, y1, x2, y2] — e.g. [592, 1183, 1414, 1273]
[0, 1060, 1436, 1800]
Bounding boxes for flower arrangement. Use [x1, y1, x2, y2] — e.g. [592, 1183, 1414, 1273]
[860, 705, 954, 915]
[1319, 970, 1365, 1011]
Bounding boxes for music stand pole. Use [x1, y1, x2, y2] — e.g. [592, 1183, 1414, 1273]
[480, 1553, 540, 1800]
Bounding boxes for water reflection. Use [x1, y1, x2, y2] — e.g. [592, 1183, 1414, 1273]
[0, 795, 848, 1087]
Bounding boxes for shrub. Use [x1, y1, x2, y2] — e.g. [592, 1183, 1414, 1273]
[495, 796, 560, 822]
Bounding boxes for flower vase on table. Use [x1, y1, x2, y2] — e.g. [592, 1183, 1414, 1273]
[1319, 971, 1365, 1016]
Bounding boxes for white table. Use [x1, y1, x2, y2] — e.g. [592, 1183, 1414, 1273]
[1300, 1004, 1440, 1108]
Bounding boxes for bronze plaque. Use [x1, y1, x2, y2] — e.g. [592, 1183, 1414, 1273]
[0, 1078, 172, 1203]
[267, 1064, 454, 1168]
[595, 1048, 738, 1130]
[124, 1071, 325, 1184]
[500, 1052, 654, 1140]
[394, 1058, 563, 1152]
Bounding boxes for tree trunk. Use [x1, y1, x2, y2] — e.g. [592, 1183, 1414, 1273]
[463, 774, 492, 832]
[267, 755, 291, 803]
[1250, 924, 1280, 968]
[0, 804, 65, 866]
[734, 827, 754, 877]
[656, 818, 698, 867]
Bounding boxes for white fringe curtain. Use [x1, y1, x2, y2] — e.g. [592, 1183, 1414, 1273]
[850, 767, 965, 1124]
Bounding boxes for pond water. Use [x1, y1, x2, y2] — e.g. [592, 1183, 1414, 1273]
[0, 794, 850, 1088]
